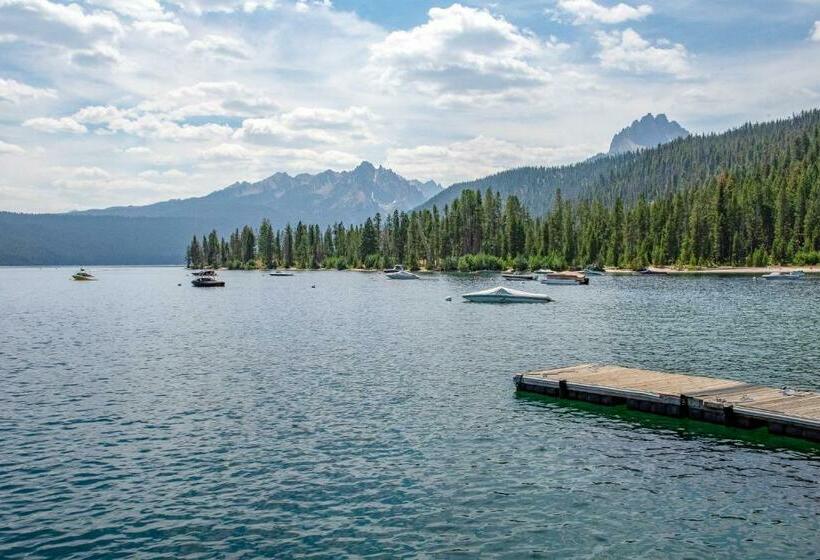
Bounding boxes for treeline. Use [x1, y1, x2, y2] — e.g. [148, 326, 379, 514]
[187, 117, 820, 271]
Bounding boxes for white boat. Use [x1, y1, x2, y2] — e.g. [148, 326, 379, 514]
[761, 270, 805, 280]
[462, 286, 553, 303]
[386, 265, 419, 280]
[582, 267, 605, 276]
[502, 272, 536, 281]
[534, 268, 555, 274]
[540, 272, 589, 285]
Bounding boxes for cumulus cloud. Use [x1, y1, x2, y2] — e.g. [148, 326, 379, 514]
[23, 116, 87, 133]
[0, 78, 57, 103]
[386, 135, 594, 186]
[369, 4, 558, 101]
[133, 20, 189, 38]
[187, 34, 252, 59]
[0, 0, 123, 37]
[596, 28, 690, 77]
[137, 81, 279, 118]
[238, 106, 375, 145]
[200, 142, 257, 160]
[71, 42, 122, 66]
[0, 140, 25, 154]
[86, 0, 173, 21]
[555, 0, 652, 24]
[812, 21, 820, 41]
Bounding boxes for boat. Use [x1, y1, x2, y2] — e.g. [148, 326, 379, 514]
[540, 272, 589, 285]
[191, 275, 225, 287]
[502, 272, 536, 281]
[582, 266, 605, 276]
[761, 270, 805, 280]
[269, 271, 294, 277]
[636, 268, 668, 275]
[534, 268, 555, 275]
[191, 269, 216, 276]
[72, 268, 95, 281]
[462, 286, 553, 303]
[386, 265, 419, 280]
[383, 265, 400, 273]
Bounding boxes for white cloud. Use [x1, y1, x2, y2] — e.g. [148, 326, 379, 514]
[70, 165, 111, 179]
[137, 81, 279, 118]
[133, 20, 189, 38]
[187, 34, 252, 59]
[386, 135, 595, 186]
[238, 106, 375, 145]
[0, 0, 123, 36]
[596, 28, 690, 77]
[200, 142, 257, 160]
[0, 140, 25, 154]
[86, 0, 172, 21]
[812, 21, 820, 41]
[555, 0, 652, 24]
[71, 42, 123, 66]
[0, 78, 57, 103]
[369, 4, 557, 101]
[23, 116, 87, 133]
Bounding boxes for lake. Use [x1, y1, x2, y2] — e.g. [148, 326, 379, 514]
[1, 267, 818, 558]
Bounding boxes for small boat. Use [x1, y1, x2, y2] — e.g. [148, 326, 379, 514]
[72, 268, 95, 281]
[761, 270, 805, 280]
[192, 275, 225, 287]
[191, 269, 216, 276]
[534, 268, 555, 275]
[502, 272, 536, 281]
[636, 268, 668, 275]
[383, 265, 400, 273]
[386, 265, 419, 280]
[582, 266, 605, 276]
[269, 271, 294, 277]
[462, 286, 553, 303]
[540, 272, 589, 285]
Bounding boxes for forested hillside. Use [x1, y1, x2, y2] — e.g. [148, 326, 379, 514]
[187, 110, 820, 271]
[422, 110, 820, 216]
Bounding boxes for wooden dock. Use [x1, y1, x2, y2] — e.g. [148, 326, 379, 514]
[515, 364, 820, 442]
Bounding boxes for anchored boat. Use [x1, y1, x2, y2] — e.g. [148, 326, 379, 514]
[386, 265, 419, 280]
[269, 271, 294, 277]
[462, 286, 553, 303]
[540, 272, 589, 285]
[72, 268, 95, 281]
[191, 272, 225, 287]
[761, 270, 805, 280]
[502, 272, 536, 281]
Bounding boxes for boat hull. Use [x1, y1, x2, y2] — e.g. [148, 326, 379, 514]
[463, 294, 551, 303]
[502, 274, 535, 281]
[191, 280, 225, 287]
[386, 271, 419, 280]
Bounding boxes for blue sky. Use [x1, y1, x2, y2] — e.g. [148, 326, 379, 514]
[1, 0, 819, 212]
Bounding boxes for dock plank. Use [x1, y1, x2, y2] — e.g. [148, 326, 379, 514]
[515, 364, 820, 442]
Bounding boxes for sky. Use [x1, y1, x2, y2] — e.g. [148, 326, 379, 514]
[1, 0, 819, 212]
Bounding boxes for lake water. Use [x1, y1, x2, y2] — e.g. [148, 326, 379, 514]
[1, 267, 818, 558]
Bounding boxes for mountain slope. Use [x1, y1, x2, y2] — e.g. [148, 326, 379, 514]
[82, 161, 440, 227]
[2, 162, 440, 265]
[608, 113, 689, 155]
[421, 110, 820, 215]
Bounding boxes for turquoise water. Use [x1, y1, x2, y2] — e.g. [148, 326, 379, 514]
[1, 267, 818, 558]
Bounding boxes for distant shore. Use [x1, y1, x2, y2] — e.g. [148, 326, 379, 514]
[606, 265, 820, 276]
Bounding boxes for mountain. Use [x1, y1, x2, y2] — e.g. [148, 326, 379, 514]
[421, 109, 820, 216]
[82, 161, 440, 227]
[608, 113, 689, 155]
[1, 162, 440, 265]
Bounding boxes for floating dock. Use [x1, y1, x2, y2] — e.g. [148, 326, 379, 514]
[515, 364, 820, 442]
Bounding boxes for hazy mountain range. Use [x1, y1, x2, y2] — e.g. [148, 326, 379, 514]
[1, 114, 697, 265]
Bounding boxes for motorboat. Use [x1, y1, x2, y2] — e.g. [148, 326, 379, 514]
[534, 268, 555, 275]
[386, 265, 419, 280]
[191, 269, 216, 276]
[269, 270, 294, 276]
[502, 272, 536, 281]
[462, 286, 553, 303]
[540, 272, 589, 285]
[582, 266, 605, 276]
[72, 268, 95, 281]
[636, 268, 668, 275]
[192, 275, 225, 287]
[761, 270, 805, 280]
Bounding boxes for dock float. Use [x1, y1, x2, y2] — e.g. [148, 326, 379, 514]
[515, 364, 820, 442]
